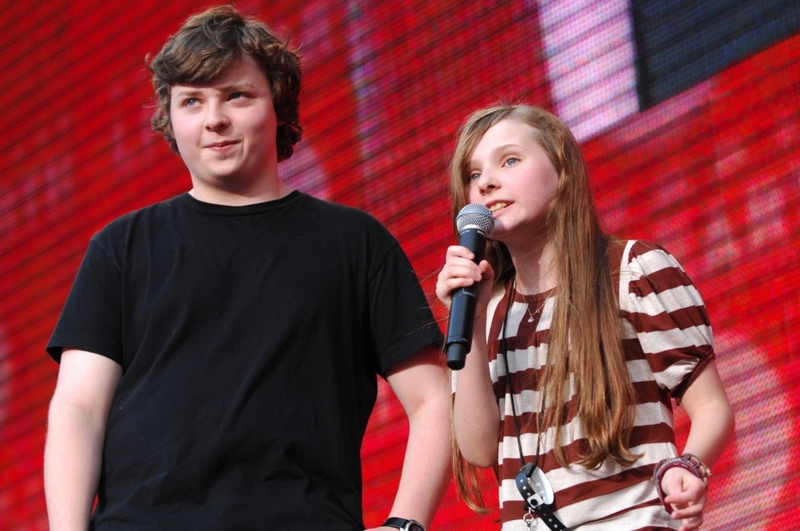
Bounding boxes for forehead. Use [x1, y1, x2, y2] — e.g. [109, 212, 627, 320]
[471, 120, 538, 157]
[171, 54, 268, 93]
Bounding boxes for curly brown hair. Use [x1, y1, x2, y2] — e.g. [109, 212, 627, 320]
[146, 5, 302, 161]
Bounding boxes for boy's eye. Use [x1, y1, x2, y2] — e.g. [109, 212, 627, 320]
[505, 157, 519, 166]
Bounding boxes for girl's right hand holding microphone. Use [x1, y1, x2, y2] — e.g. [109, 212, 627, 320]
[436, 245, 495, 317]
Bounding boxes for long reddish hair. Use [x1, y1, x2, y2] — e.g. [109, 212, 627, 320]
[449, 104, 639, 509]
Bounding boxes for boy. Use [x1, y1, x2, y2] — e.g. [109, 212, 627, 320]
[44, 6, 450, 530]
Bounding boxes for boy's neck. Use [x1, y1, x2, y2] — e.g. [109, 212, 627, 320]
[189, 179, 293, 206]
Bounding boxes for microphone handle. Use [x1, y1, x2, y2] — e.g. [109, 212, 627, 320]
[445, 228, 487, 370]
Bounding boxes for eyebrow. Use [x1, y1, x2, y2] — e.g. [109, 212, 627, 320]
[471, 144, 521, 162]
[173, 83, 257, 97]
[491, 143, 522, 153]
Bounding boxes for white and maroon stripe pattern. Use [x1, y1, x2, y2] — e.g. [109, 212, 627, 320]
[485, 240, 714, 530]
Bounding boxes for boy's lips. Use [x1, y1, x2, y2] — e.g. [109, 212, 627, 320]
[205, 140, 239, 149]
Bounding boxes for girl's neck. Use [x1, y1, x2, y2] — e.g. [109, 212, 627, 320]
[509, 240, 557, 295]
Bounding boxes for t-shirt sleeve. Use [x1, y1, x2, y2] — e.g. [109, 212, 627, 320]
[618, 240, 715, 400]
[46, 232, 124, 365]
[367, 240, 443, 377]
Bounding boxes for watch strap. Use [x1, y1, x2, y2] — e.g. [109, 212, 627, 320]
[383, 517, 426, 531]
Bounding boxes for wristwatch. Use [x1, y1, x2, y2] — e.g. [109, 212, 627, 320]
[382, 517, 426, 531]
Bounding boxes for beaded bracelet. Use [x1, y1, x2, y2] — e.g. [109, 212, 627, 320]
[652, 453, 712, 510]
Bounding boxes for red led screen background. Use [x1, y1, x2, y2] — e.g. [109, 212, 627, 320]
[1, 1, 798, 529]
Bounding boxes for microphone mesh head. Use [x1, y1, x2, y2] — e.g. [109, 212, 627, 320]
[456, 203, 494, 235]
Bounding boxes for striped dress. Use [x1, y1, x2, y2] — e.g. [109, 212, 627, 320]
[483, 240, 714, 530]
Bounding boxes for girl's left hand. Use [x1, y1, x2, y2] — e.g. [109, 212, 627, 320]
[660, 467, 708, 531]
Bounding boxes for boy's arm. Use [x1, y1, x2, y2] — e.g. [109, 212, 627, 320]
[45, 349, 122, 531]
[374, 345, 451, 531]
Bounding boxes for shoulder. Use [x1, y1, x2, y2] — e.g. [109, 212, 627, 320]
[613, 239, 701, 305]
[296, 194, 399, 251]
[95, 195, 183, 234]
[617, 239, 685, 278]
[300, 194, 388, 227]
[87, 195, 186, 256]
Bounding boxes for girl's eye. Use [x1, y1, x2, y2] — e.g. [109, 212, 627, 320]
[184, 98, 198, 107]
[505, 157, 519, 166]
[468, 172, 480, 182]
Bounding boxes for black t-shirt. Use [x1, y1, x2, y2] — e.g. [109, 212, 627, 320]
[47, 191, 443, 530]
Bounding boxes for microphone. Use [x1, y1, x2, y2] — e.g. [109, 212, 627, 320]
[445, 204, 494, 370]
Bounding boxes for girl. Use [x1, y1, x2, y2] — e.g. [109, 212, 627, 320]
[436, 105, 734, 530]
